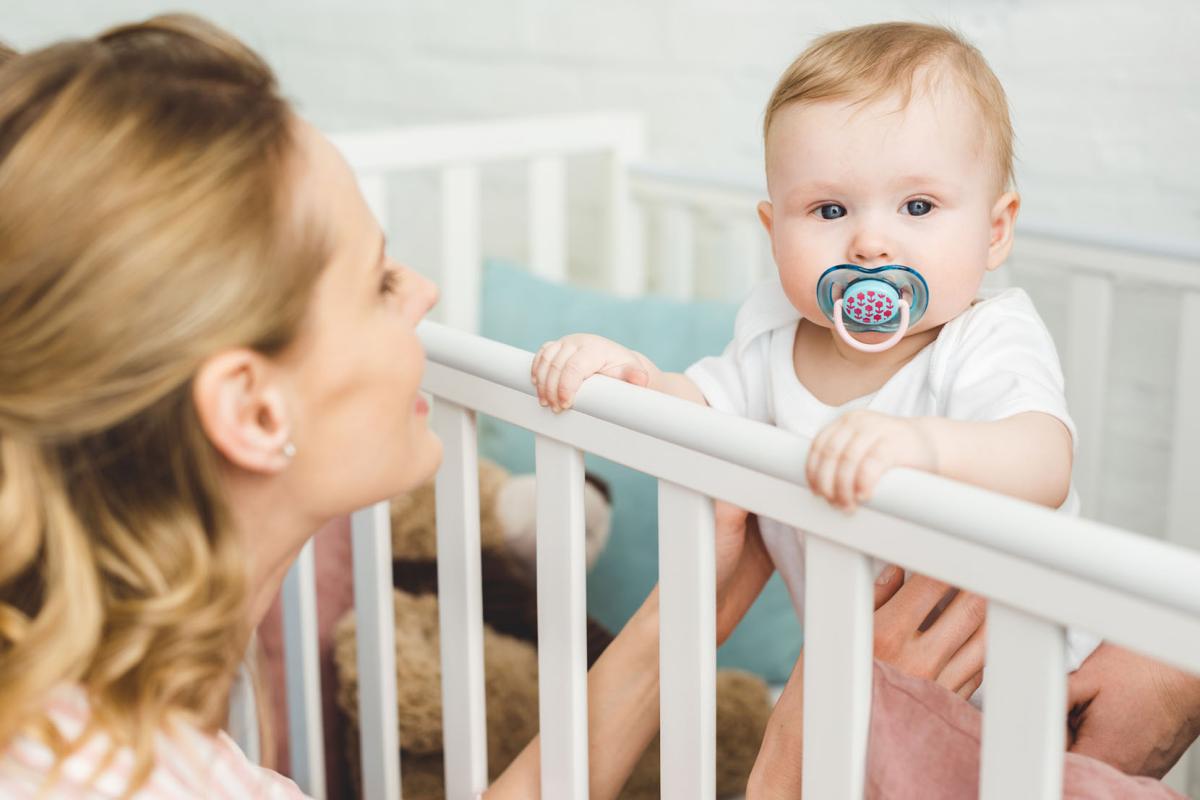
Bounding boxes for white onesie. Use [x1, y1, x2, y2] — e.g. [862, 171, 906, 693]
[686, 276, 1100, 674]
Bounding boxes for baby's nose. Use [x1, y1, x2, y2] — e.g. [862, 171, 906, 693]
[848, 222, 894, 266]
[851, 245, 892, 268]
[851, 240, 891, 266]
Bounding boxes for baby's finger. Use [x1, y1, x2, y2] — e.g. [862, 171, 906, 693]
[531, 342, 549, 382]
[532, 341, 563, 405]
[853, 446, 892, 505]
[550, 344, 604, 411]
[835, 431, 884, 510]
[805, 422, 842, 491]
[555, 352, 599, 409]
[536, 342, 570, 407]
[543, 343, 582, 411]
[813, 425, 856, 506]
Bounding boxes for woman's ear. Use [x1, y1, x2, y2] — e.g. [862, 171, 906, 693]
[193, 349, 293, 474]
[987, 191, 1021, 271]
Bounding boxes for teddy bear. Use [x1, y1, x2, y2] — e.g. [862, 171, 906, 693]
[332, 458, 773, 799]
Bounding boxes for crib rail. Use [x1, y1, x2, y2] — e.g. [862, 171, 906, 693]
[407, 320, 1200, 799]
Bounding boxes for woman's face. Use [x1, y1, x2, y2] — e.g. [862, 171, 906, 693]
[279, 119, 442, 518]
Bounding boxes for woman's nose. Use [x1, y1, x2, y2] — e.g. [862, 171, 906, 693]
[420, 273, 440, 317]
[410, 269, 439, 318]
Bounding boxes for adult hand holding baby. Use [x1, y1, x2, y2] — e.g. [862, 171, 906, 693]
[748, 566, 986, 797]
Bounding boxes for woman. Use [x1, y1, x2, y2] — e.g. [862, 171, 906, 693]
[0, 15, 779, 798]
[0, 13, 1191, 800]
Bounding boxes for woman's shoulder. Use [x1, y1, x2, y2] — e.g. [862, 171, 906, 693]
[0, 686, 309, 799]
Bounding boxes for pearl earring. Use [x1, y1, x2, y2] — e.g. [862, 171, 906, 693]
[282, 441, 296, 460]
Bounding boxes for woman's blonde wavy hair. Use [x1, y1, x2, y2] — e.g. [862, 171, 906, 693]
[0, 14, 328, 794]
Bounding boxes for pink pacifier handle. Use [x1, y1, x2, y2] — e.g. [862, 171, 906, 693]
[833, 298, 911, 353]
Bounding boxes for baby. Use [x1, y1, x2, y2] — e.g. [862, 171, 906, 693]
[531, 21, 1097, 704]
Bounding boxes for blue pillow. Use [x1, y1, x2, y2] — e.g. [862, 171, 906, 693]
[477, 261, 803, 683]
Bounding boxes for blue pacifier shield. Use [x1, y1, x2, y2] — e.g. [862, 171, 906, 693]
[816, 264, 930, 333]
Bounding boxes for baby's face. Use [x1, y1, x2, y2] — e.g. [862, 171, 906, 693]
[760, 79, 1017, 339]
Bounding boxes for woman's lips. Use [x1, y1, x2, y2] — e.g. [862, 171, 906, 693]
[414, 394, 429, 415]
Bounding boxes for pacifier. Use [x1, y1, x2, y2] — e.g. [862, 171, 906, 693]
[815, 264, 930, 353]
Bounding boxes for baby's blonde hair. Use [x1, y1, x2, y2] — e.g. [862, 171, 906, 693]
[764, 22, 1015, 191]
[0, 15, 327, 795]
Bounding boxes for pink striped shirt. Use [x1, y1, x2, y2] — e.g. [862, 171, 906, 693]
[0, 687, 310, 799]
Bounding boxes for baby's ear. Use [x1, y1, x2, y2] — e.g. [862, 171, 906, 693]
[757, 200, 775, 238]
[987, 191, 1020, 271]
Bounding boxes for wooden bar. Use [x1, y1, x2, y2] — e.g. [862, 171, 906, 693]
[281, 540, 327, 799]
[351, 501, 402, 800]
[534, 436, 590, 797]
[1063, 272, 1113, 518]
[440, 165, 481, 333]
[657, 481, 717, 798]
[656, 203, 695, 300]
[528, 156, 568, 283]
[801, 535, 874, 799]
[432, 400, 489, 799]
[980, 603, 1066, 800]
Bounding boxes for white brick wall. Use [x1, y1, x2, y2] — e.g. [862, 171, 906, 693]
[10, 1, 1199, 243]
[8, 1, 1199, 543]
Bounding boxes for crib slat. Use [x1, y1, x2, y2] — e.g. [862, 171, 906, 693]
[534, 436, 590, 797]
[227, 659, 261, 765]
[1167, 290, 1200, 550]
[717, 217, 763, 298]
[432, 400, 488, 799]
[801, 535, 873, 799]
[980, 603, 1066, 800]
[606, 147, 644, 295]
[1164, 290, 1200, 797]
[657, 204, 695, 299]
[351, 501, 402, 800]
[528, 156, 568, 283]
[657, 481, 716, 798]
[281, 540, 327, 799]
[441, 165, 481, 333]
[1063, 272, 1113, 517]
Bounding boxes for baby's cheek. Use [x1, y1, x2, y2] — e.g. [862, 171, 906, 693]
[924, 278, 983, 327]
[778, 267, 826, 321]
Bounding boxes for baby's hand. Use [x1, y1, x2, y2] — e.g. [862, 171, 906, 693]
[531, 334, 655, 412]
[806, 411, 939, 512]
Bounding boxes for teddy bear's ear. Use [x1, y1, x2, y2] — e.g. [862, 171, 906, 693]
[386, 458, 512, 561]
[491, 472, 613, 578]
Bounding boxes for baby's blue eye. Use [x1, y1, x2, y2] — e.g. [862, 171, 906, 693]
[818, 203, 846, 220]
[904, 199, 933, 216]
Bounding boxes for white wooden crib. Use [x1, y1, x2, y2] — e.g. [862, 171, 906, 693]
[243, 113, 1200, 799]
